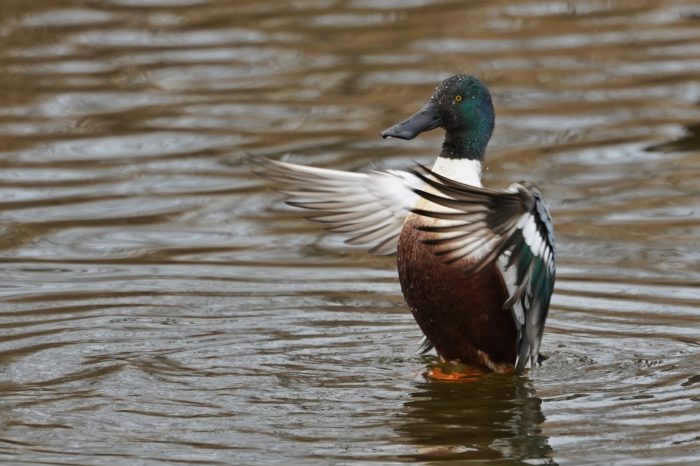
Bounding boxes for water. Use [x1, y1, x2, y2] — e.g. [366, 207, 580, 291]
[1, 1, 699, 465]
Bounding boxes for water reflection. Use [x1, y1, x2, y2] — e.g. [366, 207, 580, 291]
[397, 375, 556, 464]
[647, 121, 700, 152]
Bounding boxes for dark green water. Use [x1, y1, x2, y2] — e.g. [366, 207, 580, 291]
[0, 1, 699, 465]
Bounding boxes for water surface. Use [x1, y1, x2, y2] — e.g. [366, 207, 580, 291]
[1, 1, 699, 465]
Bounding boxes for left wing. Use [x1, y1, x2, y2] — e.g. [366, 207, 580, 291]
[253, 158, 422, 255]
[409, 164, 556, 371]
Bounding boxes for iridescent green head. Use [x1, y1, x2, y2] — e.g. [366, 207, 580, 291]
[380, 74, 495, 160]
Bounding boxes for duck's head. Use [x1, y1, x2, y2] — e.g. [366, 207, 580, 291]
[380, 74, 494, 161]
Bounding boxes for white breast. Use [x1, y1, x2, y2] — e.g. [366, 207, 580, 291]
[408, 157, 490, 260]
[431, 157, 482, 187]
[412, 157, 482, 212]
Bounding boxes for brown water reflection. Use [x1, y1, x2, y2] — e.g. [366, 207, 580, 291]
[0, 0, 699, 465]
[396, 376, 555, 463]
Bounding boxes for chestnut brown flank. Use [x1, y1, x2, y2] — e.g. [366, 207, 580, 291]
[398, 215, 517, 372]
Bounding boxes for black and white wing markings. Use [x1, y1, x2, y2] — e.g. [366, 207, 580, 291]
[253, 158, 421, 255]
[409, 163, 556, 371]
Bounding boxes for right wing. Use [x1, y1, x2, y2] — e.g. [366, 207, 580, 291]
[253, 158, 421, 255]
[409, 164, 556, 371]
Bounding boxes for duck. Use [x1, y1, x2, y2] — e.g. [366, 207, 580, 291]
[255, 74, 555, 375]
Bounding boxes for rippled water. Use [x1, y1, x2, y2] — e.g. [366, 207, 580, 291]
[1, 1, 699, 465]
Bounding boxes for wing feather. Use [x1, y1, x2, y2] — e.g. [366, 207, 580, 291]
[253, 158, 421, 255]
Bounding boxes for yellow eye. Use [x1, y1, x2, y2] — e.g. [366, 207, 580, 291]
[455, 95, 462, 102]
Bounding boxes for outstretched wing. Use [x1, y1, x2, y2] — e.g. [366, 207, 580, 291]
[253, 158, 421, 255]
[409, 164, 556, 371]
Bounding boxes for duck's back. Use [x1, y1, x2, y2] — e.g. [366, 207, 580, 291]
[397, 213, 517, 372]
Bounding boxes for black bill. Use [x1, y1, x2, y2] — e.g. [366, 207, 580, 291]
[380, 100, 442, 140]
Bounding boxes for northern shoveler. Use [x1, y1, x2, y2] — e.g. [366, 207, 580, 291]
[256, 74, 555, 375]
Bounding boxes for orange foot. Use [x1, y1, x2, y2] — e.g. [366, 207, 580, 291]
[425, 362, 488, 382]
